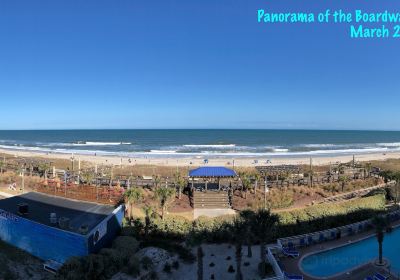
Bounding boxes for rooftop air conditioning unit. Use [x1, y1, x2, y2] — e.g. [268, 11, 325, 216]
[50, 213, 57, 226]
[58, 217, 70, 230]
[17, 203, 29, 215]
[78, 224, 89, 235]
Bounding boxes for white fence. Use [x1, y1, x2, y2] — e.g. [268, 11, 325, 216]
[265, 246, 284, 280]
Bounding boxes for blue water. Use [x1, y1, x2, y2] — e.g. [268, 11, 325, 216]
[0, 129, 400, 158]
[301, 227, 400, 277]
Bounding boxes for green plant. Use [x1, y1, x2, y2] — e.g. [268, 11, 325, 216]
[154, 187, 175, 220]
[174, 172, 186, 200]
[112, 236, 139, 259]
[124, 188, 143, 220]
[172, 260, 180, 270]
[372, 216, 388, 265]
[126, 256, 140, 277]
[228, 265, 235, 273]
[163, 262, 172, 273]
[141, 256, 153, 270]
[197, 246, 204, 280]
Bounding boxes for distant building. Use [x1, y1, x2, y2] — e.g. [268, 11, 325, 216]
[0, 192, 124, 264]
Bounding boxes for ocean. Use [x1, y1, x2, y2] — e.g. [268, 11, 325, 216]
[0, 129, 399, 158]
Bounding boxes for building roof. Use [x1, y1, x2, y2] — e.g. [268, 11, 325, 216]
[189, 167, 237, 178]
[0, 192, 115, 235]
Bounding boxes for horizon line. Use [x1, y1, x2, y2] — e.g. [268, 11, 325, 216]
[0, 128, 400, 132]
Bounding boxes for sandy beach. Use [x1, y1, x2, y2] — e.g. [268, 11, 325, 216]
[1, 148, 399, 167]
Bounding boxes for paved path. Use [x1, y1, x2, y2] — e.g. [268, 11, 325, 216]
[193, 208, 236, 219]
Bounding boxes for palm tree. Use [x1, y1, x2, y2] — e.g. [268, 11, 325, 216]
[239, 210, 255, 258]
[143, 205, 154, 238]
[372, 216, 388, 265]
[253, 173, 261, 197]
[124, 188, 143, 220]
[154, 187, 175, 220]
[80, 170, 94, 186]
[253, 209, 279, 275]
[0, 160, 4, 174]
[197, 246, 204, 280]
[38, 162, 50, 183]
[231, 217, 245, 280]
[16, 165, 25, 192]
[364, 162, 372, 179]
[240, 174, 252, 199]
[174, 172, 186, 200]
[308, 170, 315, 188]
[338, 175, 350, 192]
[153, 175, 161, 189]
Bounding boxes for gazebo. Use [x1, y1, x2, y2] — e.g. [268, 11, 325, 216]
[188, 166, 237, 192]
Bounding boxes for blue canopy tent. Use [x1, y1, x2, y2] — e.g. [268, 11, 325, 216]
[189, 167, 237, 191]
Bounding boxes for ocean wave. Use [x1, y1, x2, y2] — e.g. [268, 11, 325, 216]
[377, 142, 400, 147]
[71, 141, 132, 146]
[273, 148, 289, 152]
[301, 144, 342, 148]
[149, 150, 177, 154]
[183, 144, 236, 148]
[0, 142, 399, 158]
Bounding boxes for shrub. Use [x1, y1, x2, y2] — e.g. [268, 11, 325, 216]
[99, 248, 124, 276]
[152, 216, 191, 239]
[163, 262, 172, 273]
[172, 260, 180, 270]
[148, 270, 158, 280]
[58, 257, 84, 280]
[112, 236, 139, 259]
[140, 238, 195, 263]
[83, 254, 106, 280]
[277, 194, 386, 237]
[141, 256, 153, 270]
[258, 262, 274, 277]
[121, 222, 142, 237]
[126, 256, 140, 277]
[228, 265, 235, 273]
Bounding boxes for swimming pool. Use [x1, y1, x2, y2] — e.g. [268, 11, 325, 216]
[301, 226, 400, 278]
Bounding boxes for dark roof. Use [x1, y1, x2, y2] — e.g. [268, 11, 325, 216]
[0, 192, 115, 235]
[189, 167, 237, 178]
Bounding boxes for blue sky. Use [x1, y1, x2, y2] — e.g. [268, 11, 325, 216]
[0, 0, 399, 130]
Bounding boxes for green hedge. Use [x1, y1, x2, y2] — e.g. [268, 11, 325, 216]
[122, 194, 386, 244]
[277, 193, 386, 237]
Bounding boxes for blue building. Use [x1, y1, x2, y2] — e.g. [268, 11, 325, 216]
[0, 192, 124, 265]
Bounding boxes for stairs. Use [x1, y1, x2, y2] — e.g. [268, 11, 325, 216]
[191, 191, 231, 209]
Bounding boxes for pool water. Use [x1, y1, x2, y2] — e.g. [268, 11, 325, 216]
[301, 227, 400, 278]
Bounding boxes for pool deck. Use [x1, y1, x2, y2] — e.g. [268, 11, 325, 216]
[279, 220, 400, 280]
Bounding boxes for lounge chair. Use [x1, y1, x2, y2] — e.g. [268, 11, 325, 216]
[287, 241, 295, 249]
[299, 238, 306, 247]
[307, 236, 314, 245]
[330, 231, 336, 240]
[318, 233, 325, 242]
[282, 247, 300, 258]
[364, 277, 373, 280]
[374, 273, 389, 280]
[347, 227, 354, 235]
[284, 271, 304, 280]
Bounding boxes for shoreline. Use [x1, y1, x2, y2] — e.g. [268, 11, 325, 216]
[1, 148, 400, 167]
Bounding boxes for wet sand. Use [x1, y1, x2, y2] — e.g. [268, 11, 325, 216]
[1, 148, 399, 167]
